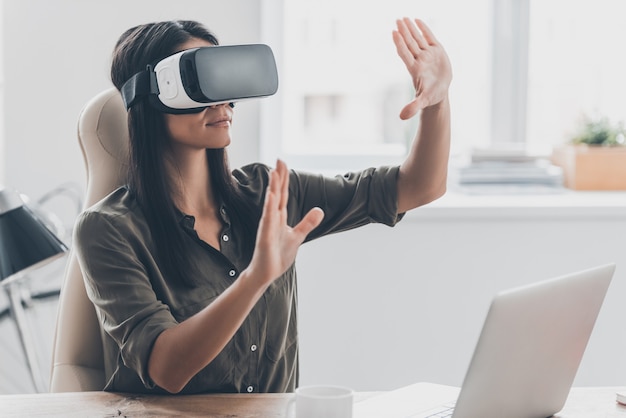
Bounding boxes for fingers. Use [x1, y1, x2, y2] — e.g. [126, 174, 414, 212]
[261, 160, 285, 223]
[392, 30, 414, 68]
[414, 19, 438, 45]
[264, 159, 323, 240]
[261, 159, 292, 232]
[276, 159, 289, 213]
[403, 17, 429, 50]
[259, 167, 279, 230]
[396, 18, 422, 55]
[392, 17, 436, 71]
[267, 162, 280, 203]
[293, 207, 324, 239]
[400, 99, 421, 121]
[395, 18, 428, 57]
[266, 160, 288, 211]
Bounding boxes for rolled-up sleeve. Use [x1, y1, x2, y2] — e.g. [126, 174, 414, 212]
[234, 164, 404, 241]
[74, 210, 178, 388]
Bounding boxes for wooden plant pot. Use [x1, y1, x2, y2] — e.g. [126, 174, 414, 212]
[551, 144, 626, 190]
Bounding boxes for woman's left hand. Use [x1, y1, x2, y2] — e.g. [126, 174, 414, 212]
[247, 159, 324, 288]
[393, 17, 452, 120]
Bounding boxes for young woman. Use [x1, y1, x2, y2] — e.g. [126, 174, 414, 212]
[75, 17, 452, 394]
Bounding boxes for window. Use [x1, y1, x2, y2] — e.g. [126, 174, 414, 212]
[526, 0, 626, 154]
[261, 0, 491, 171]
[261, 0, 626, 173]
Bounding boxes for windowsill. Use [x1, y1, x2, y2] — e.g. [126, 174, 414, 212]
[405, 187, 626, 221]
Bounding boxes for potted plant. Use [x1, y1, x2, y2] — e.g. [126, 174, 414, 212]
[551, 116, 626, 190]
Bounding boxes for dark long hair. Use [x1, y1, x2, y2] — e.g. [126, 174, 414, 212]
[110, 20, 258, 286]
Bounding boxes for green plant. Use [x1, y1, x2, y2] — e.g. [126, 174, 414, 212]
[571, 117, 626, 146]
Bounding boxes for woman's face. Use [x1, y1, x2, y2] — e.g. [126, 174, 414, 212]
[164, 38, 234, 151]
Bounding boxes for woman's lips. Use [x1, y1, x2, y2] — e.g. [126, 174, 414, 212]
[206, 118, 231, 127]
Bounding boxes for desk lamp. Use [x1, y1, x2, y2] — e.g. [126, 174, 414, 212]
[0, 187, 68, 392]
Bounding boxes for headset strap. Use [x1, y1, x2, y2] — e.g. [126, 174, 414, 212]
[120, 65, 159, 110]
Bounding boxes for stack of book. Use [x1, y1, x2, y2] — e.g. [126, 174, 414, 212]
[453, 148, 564, 194]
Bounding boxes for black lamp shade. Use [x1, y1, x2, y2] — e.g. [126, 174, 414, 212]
[0, 190, 68, 282]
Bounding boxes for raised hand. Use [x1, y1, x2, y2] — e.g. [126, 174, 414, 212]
[248, 160, 324, 288]
[392, 17, 452, 120]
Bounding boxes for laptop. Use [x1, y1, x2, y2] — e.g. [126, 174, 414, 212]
[353, 263, 616, 418]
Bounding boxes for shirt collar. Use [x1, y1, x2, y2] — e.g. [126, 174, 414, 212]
[175, 201, 231, 229]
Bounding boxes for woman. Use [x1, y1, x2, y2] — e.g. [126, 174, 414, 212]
[75, 17, 452, 394]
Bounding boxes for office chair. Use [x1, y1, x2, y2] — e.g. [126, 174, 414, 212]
[49, 88, 129, 392]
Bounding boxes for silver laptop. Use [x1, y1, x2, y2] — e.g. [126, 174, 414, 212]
[354, 263, 616, 418]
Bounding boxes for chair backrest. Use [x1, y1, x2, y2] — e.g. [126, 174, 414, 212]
[50, 88, 129, 392]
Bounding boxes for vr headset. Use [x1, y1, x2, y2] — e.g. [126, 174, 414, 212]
[121, 44, 279, 114]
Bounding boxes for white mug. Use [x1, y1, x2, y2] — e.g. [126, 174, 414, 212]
[287, 385, 354, 418]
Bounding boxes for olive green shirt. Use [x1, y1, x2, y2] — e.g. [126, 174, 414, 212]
[75, 163, 403, 394]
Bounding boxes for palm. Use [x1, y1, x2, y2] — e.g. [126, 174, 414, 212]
[393, 18, 452, 119]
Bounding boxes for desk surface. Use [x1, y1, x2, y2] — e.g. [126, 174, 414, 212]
[1, 387, 626, 417]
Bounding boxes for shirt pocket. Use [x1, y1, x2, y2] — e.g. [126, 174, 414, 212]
[168, 286, 222, 322]
[166, 287, 238, 391]
[263, 274, 298, 363]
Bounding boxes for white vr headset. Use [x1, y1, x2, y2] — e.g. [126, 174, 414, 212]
[121, 44, 279, 114]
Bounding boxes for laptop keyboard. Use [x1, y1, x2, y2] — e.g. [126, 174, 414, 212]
[418, 401, 456, 418]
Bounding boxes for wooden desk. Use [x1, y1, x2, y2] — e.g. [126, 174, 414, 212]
[1, 387, 625, 417]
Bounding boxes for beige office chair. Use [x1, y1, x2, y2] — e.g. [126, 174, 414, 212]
[49, 88, 129, 392]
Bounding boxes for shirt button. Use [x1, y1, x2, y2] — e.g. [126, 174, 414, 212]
[229, 270, 236, 277]
[251, 344, 257, 352]
[222, 234, 229, 242]
[247, 386, 254, 393]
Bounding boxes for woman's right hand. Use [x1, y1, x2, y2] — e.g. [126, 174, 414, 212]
[246, 159, 324, 288]
[392, 17, 452, 120]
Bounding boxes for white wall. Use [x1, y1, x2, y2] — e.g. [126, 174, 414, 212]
[2, 0, 262, 206]
[296, 204, 626, 391]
